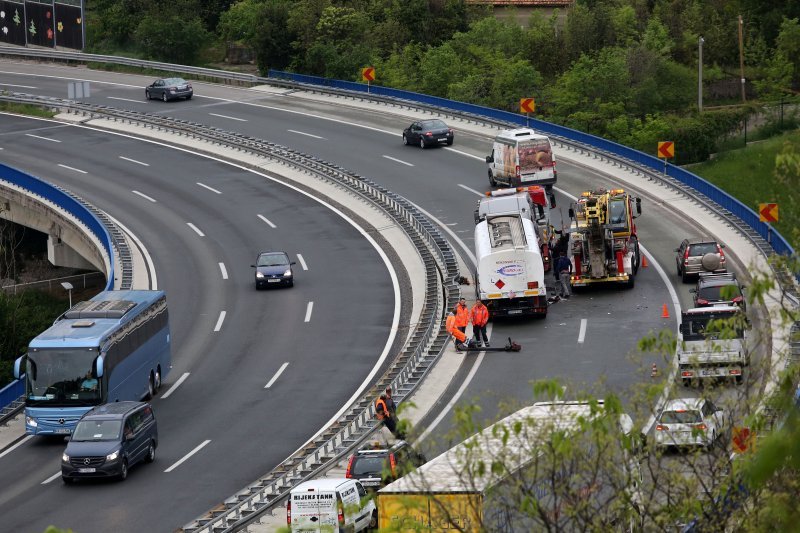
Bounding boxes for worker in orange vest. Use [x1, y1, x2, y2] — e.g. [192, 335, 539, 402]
[445, 311, 466, 351]
[470, 300, 490, 348]
[375, 393, 401, 438]
[454, 297, 470, 335]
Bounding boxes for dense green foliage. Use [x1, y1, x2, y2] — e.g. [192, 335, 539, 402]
[84, 0, 800, 164]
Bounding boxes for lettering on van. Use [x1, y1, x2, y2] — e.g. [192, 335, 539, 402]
[496, 264, 524, 276]
[340, 487, 356, 498]
[294, 493, 334, 501]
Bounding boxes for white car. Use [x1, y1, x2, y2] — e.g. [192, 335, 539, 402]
[655, 398, 724, 449]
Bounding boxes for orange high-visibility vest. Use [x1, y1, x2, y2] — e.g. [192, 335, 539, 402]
[375, 397, 388, 421]
[452, 328, 466, 343]
[454, 304, 470, 328]
[471, 303, 489, 327]
[445, 314, 456, 334]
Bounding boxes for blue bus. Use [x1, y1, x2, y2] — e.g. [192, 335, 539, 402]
[13, 290, 171, 436]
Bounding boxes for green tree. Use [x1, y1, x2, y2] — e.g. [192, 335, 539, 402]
[134, 14, 209, 64]
[776, 17, 800, 86]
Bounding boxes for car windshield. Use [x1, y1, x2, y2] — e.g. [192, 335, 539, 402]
[257, 253, 288, 267]
[422, 120, 447, 129]
[352, 456, 386, 476]
[72, 419, 122, 441]
[661, 410, 702, 424]
[689, 243, 718, 256]
[165, 78, 187, 85]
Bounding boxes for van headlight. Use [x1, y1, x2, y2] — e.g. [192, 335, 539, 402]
[256, 272, 265, 278]
[283, 269, 292, 277]
[106, 450, 120, 461]
[26, 416, 38, 428]
[62, 452, 70, 462]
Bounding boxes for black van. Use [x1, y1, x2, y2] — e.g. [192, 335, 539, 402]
[61, 401, 157, 483]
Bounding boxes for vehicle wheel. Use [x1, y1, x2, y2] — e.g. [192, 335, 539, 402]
[677, 263, 682, 277]
[488, 170, 497, 188]
[186, 94, 192, 100]
[119, 459, 128, 481]
[145, 441, 156, 463]
[147, 372, 155, 400]
[154, 367, 162, 391]
[419, 137, 426, 149]
[631, 238, 640, 274]
[62, 476, 74, 485]
[626, 273, 635, 289]
[369, 510, 378, 529]
[402, 134, 409, 146]
[681, 270, 688, 283]
[446, 139, 453, 146]
[162, 92, 168, 102]
[145, 90, 150, 100]
[735, 374, 743, 385]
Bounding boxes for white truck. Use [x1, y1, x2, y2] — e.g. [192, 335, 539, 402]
[485, 128, 557, 189]
[678, 306, 749, 385]
[474, 187, 554, 273]
[474, 213, 547, 317]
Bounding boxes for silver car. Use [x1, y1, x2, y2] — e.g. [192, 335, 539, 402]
[145, 77, 193, 102]
[655, 398, 724, 449]
[675, 238, 726, 282]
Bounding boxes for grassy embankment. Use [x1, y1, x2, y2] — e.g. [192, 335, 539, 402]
[688, 130, 799, 247]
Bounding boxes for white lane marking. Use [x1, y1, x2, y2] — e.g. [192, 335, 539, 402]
[107, 96, 143, 103]
[257, 214, 276, 228]
[578, 318, 588, 343]
[265, 362, 290, 389]
[132, 190, 157, 203]
[119, 156, 149, 166]
[297, 254, 308, 271]
[164, 440, 211, 473]
[458, 183, 484, 196]
[304, 302, 313, 323]
[26, 133, 60, 143]
[11, 118, 401, 456]
[219, 262, 228, 280]
[160, 372, 190, 399]
[416, 325, 492, 444]
[187, 222, 205, 237]
[1, 83, 36, 89]
[58, 163, 88, 174]
[0, 435, 33, 459]
[287, 129, 325, 139]
[214, 311, 226, 332]
[197, 182, 222, 194]
[382, 155, 414, 167]
[41, 471, 61, 485]
[209, 112, 247, 122]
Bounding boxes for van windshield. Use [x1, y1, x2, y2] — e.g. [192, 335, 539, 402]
[72, 420, 122, 441]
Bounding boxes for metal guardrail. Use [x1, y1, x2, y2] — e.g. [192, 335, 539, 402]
[0, 91, 460, 532]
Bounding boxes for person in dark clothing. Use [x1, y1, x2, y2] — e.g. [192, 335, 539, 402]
[555, 250, 572, 298]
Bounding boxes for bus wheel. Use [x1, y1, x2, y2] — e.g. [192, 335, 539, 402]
[147, 373, 156, 400]
[154, 367, 162, 392]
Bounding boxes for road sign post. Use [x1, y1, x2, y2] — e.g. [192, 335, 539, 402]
[520, 98, 535, 127]
[361, 67, 375, 93]
[657, 141, 674, 175]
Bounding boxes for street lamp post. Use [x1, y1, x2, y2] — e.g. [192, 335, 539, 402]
[698, 36, 705, 112]
[61, 281, 73, 308]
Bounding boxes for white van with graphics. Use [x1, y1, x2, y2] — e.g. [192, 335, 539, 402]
[287, 478, 376, 532]
[486, 128, 557, 188]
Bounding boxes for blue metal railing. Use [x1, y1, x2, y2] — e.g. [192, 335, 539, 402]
[269, 69, 794, 258]
[1, 163, 115, 412]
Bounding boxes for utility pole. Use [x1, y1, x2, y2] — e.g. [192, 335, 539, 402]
[738, 15, 746, 102]
[698, 36, 705, 112]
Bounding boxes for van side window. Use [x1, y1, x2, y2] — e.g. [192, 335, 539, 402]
[124, 418, 135, 439]
[142, 405, 154, 424]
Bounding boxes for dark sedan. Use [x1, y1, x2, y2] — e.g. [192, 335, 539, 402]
[252, 251, 296, 289]
[145, 77, 193, 102]
[402, 119, 454, 148]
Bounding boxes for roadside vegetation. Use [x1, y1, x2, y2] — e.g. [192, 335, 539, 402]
[0, 100, 56, 118]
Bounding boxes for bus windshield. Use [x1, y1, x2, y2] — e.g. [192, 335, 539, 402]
[26, 349, 101, 406]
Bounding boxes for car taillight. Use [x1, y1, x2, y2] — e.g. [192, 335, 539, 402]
[389, 453, 397, 477]
[656, 424, 668, 431]
[683, 247, 690, 264]
[286, 499, 291, 525]
[695, 424, 707, 431]
[729, 368, 742, 375]
[338, 501, 345, 525]
[681, 371, 694, 378]
[732, 296, 743, 304]
[696, 298, 708, 305]
[515, 165, 520, 178]
[345, 455, 354, 478]
[718, 245, 725, 260]
[527, 281, 539, 289]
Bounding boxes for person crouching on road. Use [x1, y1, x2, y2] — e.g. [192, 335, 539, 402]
[446, 311, 467, 353]
[556, 250, 572, 299]
[470, 300, 490, 348]
[375, 393, 403, 439]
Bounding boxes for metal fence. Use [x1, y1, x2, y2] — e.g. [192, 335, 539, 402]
[1, 271, 105, 294]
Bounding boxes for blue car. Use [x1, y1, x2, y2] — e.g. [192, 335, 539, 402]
[252, 251, 296, 289]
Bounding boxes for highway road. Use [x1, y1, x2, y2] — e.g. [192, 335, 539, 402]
[0, 62, 772, 530]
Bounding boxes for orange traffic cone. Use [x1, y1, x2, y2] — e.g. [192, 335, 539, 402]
[661, 304, 670, 318]
[642, 255, 649, 268]
[651, 363, 658, 378]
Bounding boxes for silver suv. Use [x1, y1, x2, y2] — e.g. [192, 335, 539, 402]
[675, 238, 726, 282]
